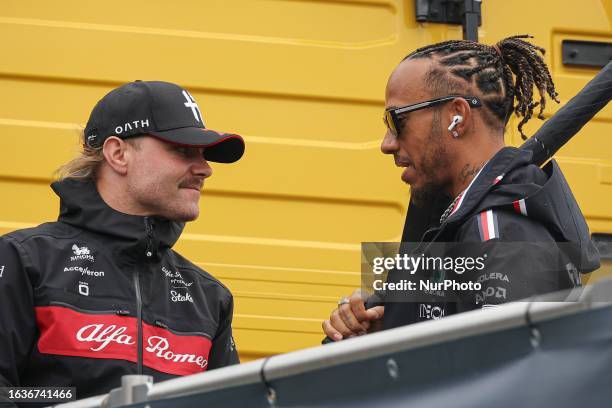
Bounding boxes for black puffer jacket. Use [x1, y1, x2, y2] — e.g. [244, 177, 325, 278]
[0, 178, 239, 405]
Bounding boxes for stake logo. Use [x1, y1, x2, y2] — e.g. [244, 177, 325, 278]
[162, 266, 194, 303]
[170, 290, 194, 303]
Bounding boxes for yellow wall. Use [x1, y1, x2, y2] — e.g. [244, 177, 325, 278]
[1, 0, 611, 362]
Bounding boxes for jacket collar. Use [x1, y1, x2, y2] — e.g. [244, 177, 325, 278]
[52, 178, 184, 261]
[445, 146, 533, 225]
[418, 147, 533, 243]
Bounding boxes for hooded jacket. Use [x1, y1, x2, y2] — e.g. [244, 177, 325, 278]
[381, 146, 600, 329]
[0, 178, 239, 405]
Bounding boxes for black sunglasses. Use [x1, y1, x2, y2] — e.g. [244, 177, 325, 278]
[384, 95, 482, 137]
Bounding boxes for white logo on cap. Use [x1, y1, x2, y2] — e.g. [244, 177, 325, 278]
[114, 119, 150, 135]
[182, 90, 202, 123]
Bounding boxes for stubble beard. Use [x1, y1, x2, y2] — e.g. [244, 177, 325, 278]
[144, 193, 200, 222]
[409, 109, 450, 208]
[153, 191, 200, 222]
[129, 175, 201, 222]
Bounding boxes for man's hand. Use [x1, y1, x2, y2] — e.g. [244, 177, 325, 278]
[322, 289, 385, 341]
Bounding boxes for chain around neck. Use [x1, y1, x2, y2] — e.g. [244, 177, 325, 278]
[439, 192, 463, 225]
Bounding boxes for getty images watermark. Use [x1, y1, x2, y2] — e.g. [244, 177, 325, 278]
[361, 242, 586, 303]
[371, 251, 486, 292]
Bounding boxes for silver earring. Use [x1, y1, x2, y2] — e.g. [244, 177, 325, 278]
[452, 130, 459, 138]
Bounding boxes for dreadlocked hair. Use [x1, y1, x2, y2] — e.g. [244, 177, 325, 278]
[404, 35, 560, 140]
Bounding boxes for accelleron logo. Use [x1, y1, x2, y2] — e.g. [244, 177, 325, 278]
[64, 266, 105, 277]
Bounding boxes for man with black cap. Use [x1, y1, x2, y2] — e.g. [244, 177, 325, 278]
[0, 81, 245, 404]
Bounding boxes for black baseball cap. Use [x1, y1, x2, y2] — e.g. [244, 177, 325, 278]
[84, 81, 245, 163]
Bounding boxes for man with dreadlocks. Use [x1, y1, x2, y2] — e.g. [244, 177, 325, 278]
[322, 35, 597, 341]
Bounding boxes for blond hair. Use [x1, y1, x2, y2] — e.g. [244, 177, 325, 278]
[56, 130, 141, 181]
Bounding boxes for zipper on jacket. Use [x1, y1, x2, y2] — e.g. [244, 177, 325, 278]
[135, 217, 155, 375]
[154, 320, 212, 340]
[144, 217, 155, 259]
[49, 301, 129, 316]
[133, 269, 143, 375]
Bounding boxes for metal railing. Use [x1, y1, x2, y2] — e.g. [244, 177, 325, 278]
[51, 279, 612, 408]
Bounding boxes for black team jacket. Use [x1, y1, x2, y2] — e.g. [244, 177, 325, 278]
[323, 146, 600, 343]
[0, 178, 239, 405]
[382, 146, 600, 329]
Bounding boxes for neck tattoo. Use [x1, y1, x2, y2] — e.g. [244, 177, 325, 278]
[440, 163, 483, 225]
[459, 163, 482, 185]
